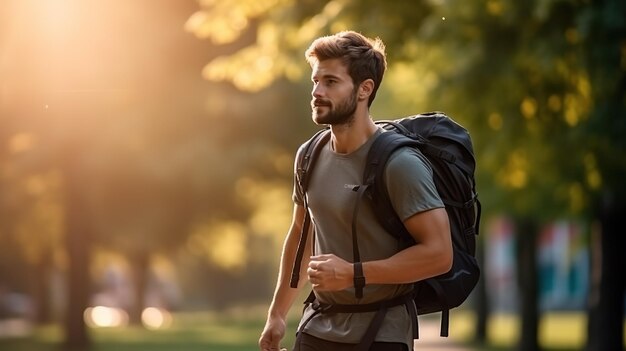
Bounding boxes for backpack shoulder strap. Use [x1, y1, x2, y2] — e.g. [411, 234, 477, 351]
[295, 128, 331, 197]
[289, 128, 330, 289]
[363, 128, 422, 242]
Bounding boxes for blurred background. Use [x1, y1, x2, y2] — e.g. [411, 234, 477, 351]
[0, 0, 624, 351]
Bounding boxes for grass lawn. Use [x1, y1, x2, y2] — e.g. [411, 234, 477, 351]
[0, 309, 622, 351]
[0, 307, 299, 351]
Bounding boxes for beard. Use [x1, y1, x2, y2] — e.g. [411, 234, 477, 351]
[311, 91, 358, 126]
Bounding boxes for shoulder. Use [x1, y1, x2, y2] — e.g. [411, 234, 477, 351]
[294, 130, 330, 166]
[298, 129, 330, 154]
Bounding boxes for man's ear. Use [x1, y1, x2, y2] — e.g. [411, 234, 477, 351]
[358, 79, 375, 101]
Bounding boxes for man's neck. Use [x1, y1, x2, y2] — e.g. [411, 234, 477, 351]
[329, 111, 378, 154]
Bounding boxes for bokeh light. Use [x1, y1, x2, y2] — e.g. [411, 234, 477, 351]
[83, 306, 129, 328]
[141, 307, 173, 330]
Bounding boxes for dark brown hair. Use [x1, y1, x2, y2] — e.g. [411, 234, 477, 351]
[305, 31, 387, 107]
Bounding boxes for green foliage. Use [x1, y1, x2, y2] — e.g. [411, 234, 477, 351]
[189, 0, 626, 222]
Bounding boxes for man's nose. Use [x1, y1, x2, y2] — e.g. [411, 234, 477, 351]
[312, 84, 324, 98]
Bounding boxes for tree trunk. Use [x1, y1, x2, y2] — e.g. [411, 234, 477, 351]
[63, 153, 92, 351]
[474, 235, 488, 344]
[582, 0, 626, 347]
[33, 252, 52, 325]
[515, 217, 540, 351]
[586, 198, 625, 351]
[128, 252, 150, 325]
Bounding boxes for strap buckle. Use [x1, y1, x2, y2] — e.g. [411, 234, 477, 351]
[311, 301, 332, 313]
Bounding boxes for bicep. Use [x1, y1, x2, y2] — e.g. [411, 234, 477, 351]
[403, 207, 451, 249]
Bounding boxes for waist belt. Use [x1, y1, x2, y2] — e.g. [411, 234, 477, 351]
[296, 292, 418, 351]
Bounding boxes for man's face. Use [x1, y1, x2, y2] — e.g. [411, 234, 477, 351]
[310, 58, 358, 126]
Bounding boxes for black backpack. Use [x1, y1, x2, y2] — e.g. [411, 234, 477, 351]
[289, 111, 481, 342]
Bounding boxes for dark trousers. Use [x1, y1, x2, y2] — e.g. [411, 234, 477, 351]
[293, 332, 409, 351]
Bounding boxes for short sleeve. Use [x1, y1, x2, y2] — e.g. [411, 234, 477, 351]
[383, 147, 444, 221]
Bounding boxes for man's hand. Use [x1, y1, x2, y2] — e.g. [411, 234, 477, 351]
[259, 315, 287, 351]
[307, 254, 353, 292]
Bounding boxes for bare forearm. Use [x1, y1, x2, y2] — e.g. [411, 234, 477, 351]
[362, 242, 451, 285]
[268, 235, 309, 318]
[267, 205, 311, 319]
[307, 241, 450, 294]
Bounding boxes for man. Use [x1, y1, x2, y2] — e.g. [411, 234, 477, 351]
[259, 31, 452, 351]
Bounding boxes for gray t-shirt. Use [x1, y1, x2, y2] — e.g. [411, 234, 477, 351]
[292, 128, 444, 347]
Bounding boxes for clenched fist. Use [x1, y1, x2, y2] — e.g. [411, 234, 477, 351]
[307, 254, 354, 292]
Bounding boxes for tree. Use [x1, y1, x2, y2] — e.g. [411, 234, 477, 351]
[578, 1, 626, 350]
